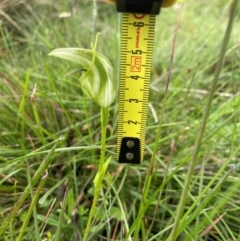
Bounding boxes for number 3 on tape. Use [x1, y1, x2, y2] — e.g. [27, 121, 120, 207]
[117, 13, 156, 164]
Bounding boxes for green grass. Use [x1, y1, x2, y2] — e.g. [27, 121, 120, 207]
[0, 0, 240, 240]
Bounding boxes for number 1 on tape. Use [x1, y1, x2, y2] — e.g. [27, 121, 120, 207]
[117, 13, 156, 164]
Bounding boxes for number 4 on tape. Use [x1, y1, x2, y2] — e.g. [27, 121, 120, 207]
[117, 13, 156, 164]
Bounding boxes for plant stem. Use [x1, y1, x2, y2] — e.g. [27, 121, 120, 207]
[92, 0, 97, 43]
[133, 4, 182, 239]
[17, 173, 47, 241]
[25, 160, 40, 241]
[169, 1, 239, 240]
[99, 108, 108, 170]
[0, 139, 60, 236]
[83, 107, 108, 241]
[55, 188, 68, 241]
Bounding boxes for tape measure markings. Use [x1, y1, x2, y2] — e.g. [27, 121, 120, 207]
[117, 13, 155, 164]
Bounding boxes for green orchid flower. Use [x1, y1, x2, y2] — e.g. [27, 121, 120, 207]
[49, 34, 116, 108]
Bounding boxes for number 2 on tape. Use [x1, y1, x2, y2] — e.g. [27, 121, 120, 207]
[117, 13, 156, 164]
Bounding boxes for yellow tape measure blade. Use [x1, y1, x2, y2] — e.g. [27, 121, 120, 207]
[117, 13, 156, 164]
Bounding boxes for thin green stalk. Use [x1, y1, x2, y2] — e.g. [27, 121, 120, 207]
[2, 144, 115, 169]
[123, 157, 189, 241]
[145, 140, 174, 240]
[16, 173, 48, 241]
[92, 0, 97, 43]
[83, 107, 108, 241]
[169, 1, 239, 240]
[55, 188, 68, 241]
[99, 108, 108, 170]
[110, 172, 130, 233]
[83, 97, 94, 145]
[177, 168, 233, 239]
[25, 160, 40, 241]
[31, 84, 46, 146]
[83, 97, 97, 165]
[0, 139, 61, 235]
[148, 168, 232, 241]
[172, 142, 240, 238]
[133, 4, 182, 239]
[16, 69, 30, 137]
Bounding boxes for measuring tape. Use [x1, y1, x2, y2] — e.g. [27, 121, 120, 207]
[116, 11, 156, 164]
[116, 13, 156, 164]
[115, 0, 176, 164]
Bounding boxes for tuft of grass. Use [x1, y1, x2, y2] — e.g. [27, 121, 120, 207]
[0, 0, 240, 240]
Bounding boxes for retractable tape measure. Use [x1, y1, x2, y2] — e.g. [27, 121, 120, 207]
[116, 0, 162, 164]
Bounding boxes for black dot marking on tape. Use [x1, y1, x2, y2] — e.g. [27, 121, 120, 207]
[119, 137, 141, 164]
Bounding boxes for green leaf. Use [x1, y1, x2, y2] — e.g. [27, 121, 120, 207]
[39, 177, 66, 204]
[93, 156, 111, 188]
[49, 35, 116, 108]
[94, 206, 122, 220]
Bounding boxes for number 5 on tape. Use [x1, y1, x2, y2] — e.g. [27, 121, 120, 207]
[117, 13, 156, 164]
